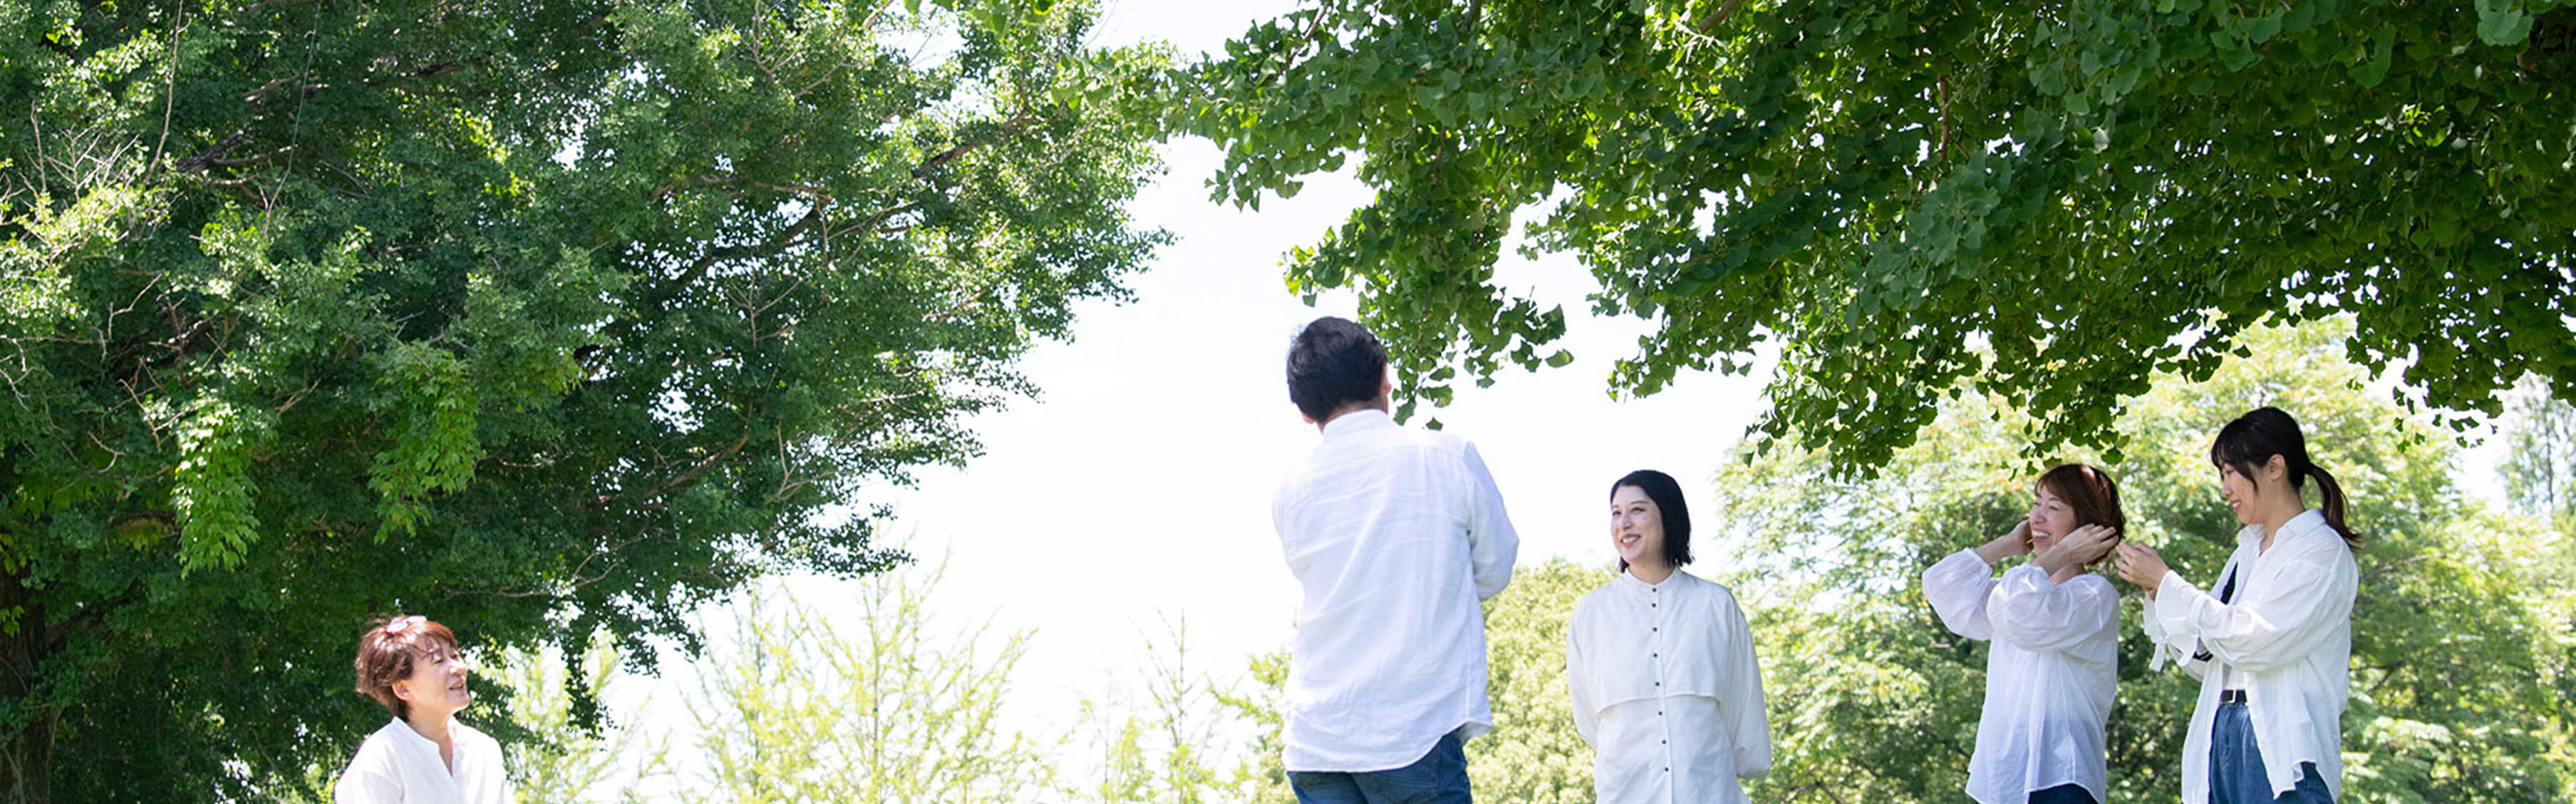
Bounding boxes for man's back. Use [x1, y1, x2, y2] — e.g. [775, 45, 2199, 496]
[1272, 408, 1518, 773]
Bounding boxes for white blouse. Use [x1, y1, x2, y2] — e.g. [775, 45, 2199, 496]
[2142, 509, 2357, 804]
[1567, 570, 1771, 804]
[1921, 550, 2120, 804]
[335, 718, 513, 804]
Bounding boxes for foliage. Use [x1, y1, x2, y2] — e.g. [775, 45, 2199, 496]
[1062, 619, 1247, 804]
[2501, 373, 2576, 527]
[662, 561, 1050, 803]
[493, 635, 663, 804]
[0, 0, 1171, 798]
[1191, 0, 2576, 470]
[1707, 317, 2575, 803]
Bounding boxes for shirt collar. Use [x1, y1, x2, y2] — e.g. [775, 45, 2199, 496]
[1319, 407, 1395, 439]
[1615, 567, 1682, 594]
[2239, 507, 2332, 550]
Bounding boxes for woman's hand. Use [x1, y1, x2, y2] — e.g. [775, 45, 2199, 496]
[1974, 520, 2032, 565]
[2114, 542, 2172, 597]
[2034, 523, 2119, 577]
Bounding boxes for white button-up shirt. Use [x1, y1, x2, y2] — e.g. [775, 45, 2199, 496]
[1566, 570, 1771, 804]
[2142, 509, 2357, 804]
[1272, 408, 1520, 772]
[335, 718, 512, 804]
[1922, 550, 2120, 804]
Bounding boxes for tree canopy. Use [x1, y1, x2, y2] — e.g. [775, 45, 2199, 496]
[1191, 0, 2575, 472]
[0, 0, 1169, 799]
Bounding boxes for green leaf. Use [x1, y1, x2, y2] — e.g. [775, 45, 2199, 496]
[2476, 7, 2533, 45]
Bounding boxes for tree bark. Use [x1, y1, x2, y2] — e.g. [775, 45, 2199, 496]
[0, 569, 51, 804]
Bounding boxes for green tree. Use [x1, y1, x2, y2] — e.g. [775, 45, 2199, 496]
[2501, 373, 2576, 528]
[663, 558, 1050, 803]
[1191, 0, 2575, 471]
[0, 0, 1169, 799]
[1064, 619, 1248, 804]
[1707, 317, 2574, 803]
[492, 634, 663, 804]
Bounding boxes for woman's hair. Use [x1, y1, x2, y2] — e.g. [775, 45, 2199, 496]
[1610, 469, 1693, 571]
[353, 614, 458, 719]
[2210, 406, 2361, 552]
[2036, 463, 2125, 567]
[2036, 462, 2126, 534]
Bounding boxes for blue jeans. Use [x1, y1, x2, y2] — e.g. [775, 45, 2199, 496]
[2211, 702, 2336, 804]
[2028, 783, 2099, 804]
[1287, 731, 1471, 804]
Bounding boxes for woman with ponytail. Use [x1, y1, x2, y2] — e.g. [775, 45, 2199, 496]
[2114, 407, 2361, 804]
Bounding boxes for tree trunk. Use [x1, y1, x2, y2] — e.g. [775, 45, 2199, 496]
[0, 570, 50, 804]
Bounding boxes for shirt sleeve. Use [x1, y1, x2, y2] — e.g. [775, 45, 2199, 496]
[1461, 441, 1519, 600]
[2140, 572, 2213, 679]
[1719, 592, 1773, 778]
[1988, 565, 2119, 653]
[2154, 539, 2358, 674]
[1567, 609, 1600, 748]
[1921, 549, 1996, 641]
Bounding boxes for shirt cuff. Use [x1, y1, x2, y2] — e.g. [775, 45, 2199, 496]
[2153, 570, 2199, 634]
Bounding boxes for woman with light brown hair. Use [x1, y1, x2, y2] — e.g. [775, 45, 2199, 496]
[1921, 463, 2126, 804]
[335, 614, 512, 804]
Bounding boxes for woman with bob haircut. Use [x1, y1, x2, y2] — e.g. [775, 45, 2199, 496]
[2116, 406, 2362, 804]
[1920, 463, 2126, 804]
[336, 614, 513, 804]
[1566, 469, 1771, 804]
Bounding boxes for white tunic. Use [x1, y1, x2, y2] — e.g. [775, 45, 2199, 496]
[334, 718, 513, 804]
[1921, 550, 2120, 804]
[1272, 408, 1521, 772]
[1567, 570, 1771, 804]
[2141, 509, 2356, 804]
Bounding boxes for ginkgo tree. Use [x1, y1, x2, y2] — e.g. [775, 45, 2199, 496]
[1192, 0, 2575, 473]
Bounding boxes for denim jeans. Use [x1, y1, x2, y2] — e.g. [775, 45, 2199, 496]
[2027, 783, 2099, 804]
[2211, 702, 2337, 804]
[1287, 731, 1472, 804]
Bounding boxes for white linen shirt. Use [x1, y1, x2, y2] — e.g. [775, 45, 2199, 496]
[1921, 550, 2120, 804]
[2141, 509, 2357, 804]
[335, 717, 512, 804]
[1272, 408, 1520, 772]
[1566, 570, 1771, 804]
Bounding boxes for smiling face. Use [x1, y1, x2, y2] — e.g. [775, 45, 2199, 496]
[2218, 461, 2264, 525]
[1610, 484, 1667, 571]
[393, 641, 472, 721]
[2029, 482, 2079, 554]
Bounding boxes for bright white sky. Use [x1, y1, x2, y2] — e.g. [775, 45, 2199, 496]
[594, 0, 2518, 790]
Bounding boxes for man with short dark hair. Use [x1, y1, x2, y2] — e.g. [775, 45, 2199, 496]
[1272, 316, 1520, 804]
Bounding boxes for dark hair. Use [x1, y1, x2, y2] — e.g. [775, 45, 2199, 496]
[1610, 469, 1693, 570]
[1286, 316, 1388, 422]
[2035, 463, 2126, 535]
[353, 615, 460, 719]
[2210, 406, 2361, 552]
